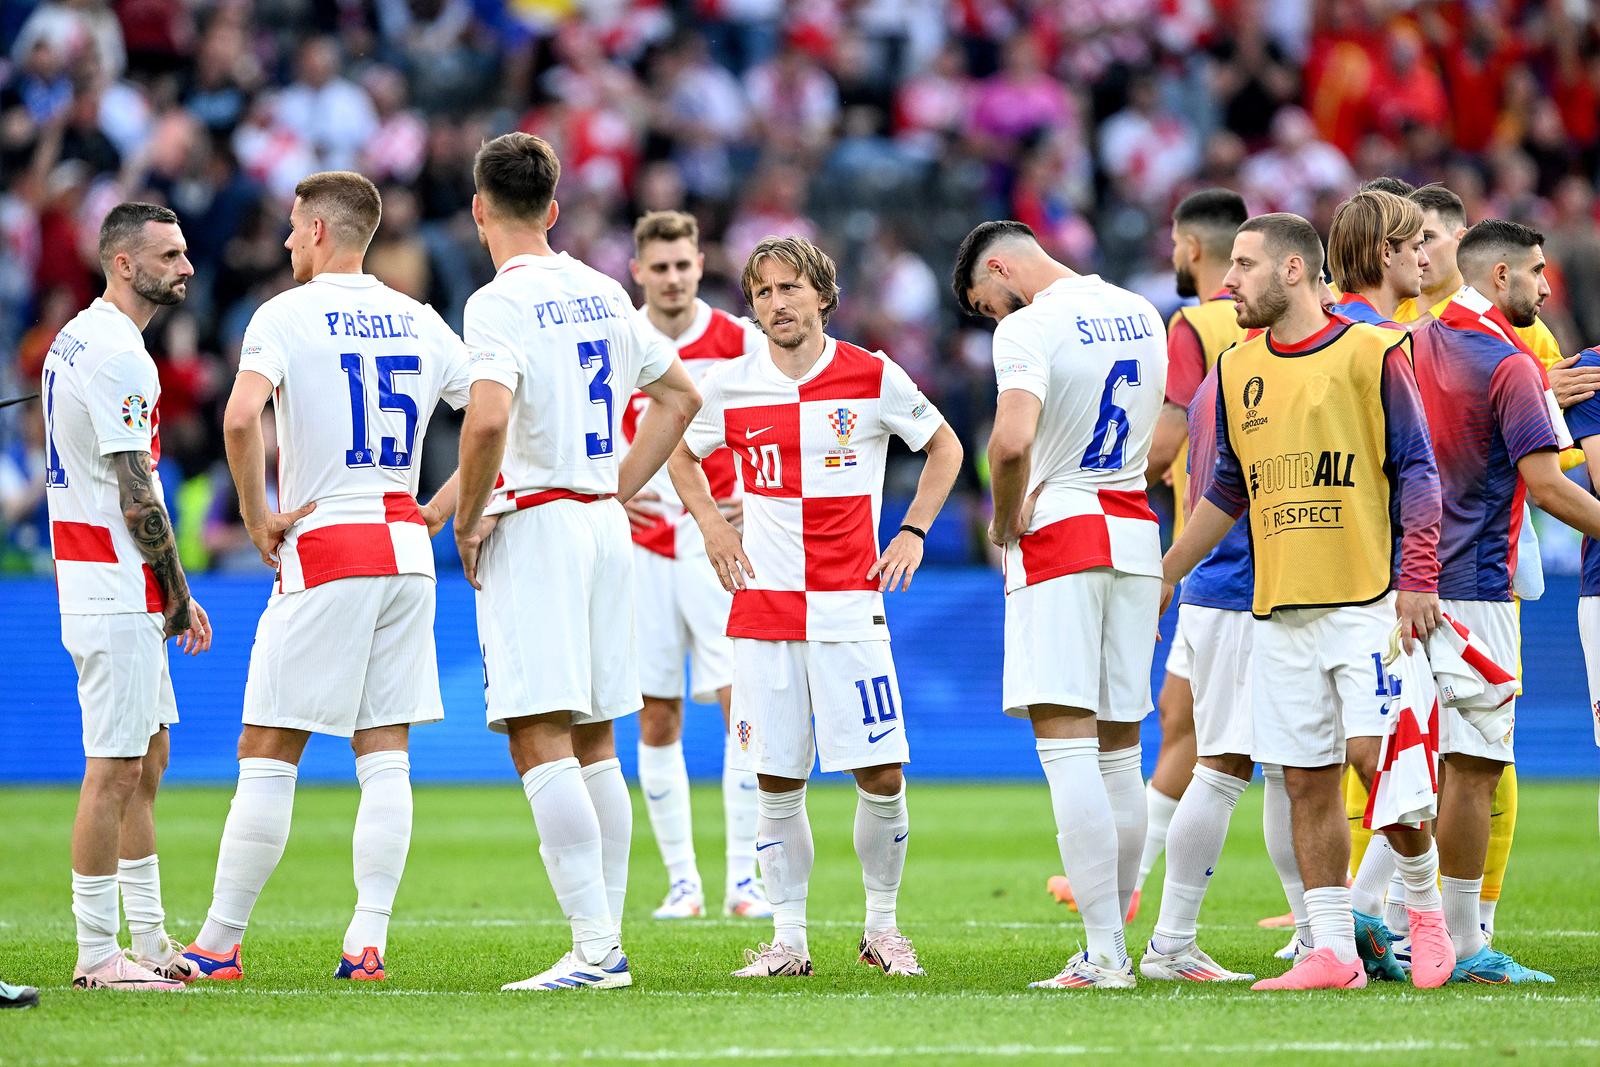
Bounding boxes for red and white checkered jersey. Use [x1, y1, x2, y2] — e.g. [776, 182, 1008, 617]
[41, 299, 168, 614]
[683, 336, 944, 642]
[467, 252, 676, 513]
[621, 299, 762, 558]
[993, 274, 1167, 594]
[240, 273, 517, 593]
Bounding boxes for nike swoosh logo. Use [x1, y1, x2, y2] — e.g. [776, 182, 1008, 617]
[893, 832, 908, 843]
[739, 781, 759, 790]
[747, 426, 773, 439]
[755, 840, 781, 851]
[646, 790, 669, 801]
[867, 728, 897, 744]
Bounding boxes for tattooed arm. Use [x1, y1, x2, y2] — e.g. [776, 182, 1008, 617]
[113, 451, 209, 652]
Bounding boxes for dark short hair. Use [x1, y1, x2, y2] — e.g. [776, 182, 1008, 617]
[951, 220, 1036, 316]
[294, 171, 382, 249]
[1173, 188, 1248, 261]
[1360, 176, 1416, 197]
[1410, 183, 1467, 231]
[1237, 212, 1325, 277]
[1457, 219, 1545, 277]
[473, 132, 562, 223]
[98, 202, 179, 269]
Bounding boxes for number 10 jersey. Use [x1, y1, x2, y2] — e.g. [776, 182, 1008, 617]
[991, 274, 1168, 593]
[240, 272, 517, 593]
[466, 252, 676, 514]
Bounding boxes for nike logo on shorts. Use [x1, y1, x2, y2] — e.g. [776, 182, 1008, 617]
[755, 840, 782, 851]
[893, 832, 908, 843]
[867, 728, 897, 744]
[646, 790, 669, 801]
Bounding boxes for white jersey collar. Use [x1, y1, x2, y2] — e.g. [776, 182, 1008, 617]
[637, 298, 712, 348]
[308, 272, 381, 289]
[758, 334, 836, 386]
[1034, 273, 1102, 302]
[498, 251, 572, 274]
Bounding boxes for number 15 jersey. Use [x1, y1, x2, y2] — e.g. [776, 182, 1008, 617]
[992, 274, 1167, 593]
[466, 252, 675, 512]
[240, 272, 517, 593]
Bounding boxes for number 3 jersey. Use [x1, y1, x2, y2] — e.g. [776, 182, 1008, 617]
[992, 274, 1167, 594]
[682, 336, 944, 642]
[466, 252, 676, 512]
[240, 272, 518, 593]
[42, 298, 167, 614]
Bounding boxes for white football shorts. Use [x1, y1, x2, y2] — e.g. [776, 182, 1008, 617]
[634, 539, 733, 704]
[1580, 596, 1600, 748]
[1002, 567, 1159, 722]
[1164, 614, 1193, 682]
[476, 498, 641, 731]
[61, 611, 177, 759]
[1250, 594, 1396, 768]
[1178, 604, 1254, 759]
[243, 573, 442, 737]
[728, 638, 908, 779]
[1438, 598, 1519, 763]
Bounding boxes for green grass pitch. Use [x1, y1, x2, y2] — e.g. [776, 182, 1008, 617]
[2, 780, 1598, 1065]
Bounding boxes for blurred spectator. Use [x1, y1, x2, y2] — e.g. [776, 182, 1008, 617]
[272, 38, 377, 172]
[1241, 106, 1354, 217]
[1097, 73, 1200, 210]
[1546, 177, 1600, 349]
[744, 39, 839, 158]
[12, 0, 125, 81]
[360, 66, 427, 185]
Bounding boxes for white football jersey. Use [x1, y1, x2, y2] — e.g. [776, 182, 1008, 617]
[466, 252, 676, 513]
[42, 299, 168, 615]
[992, 274, 1167, 591]
[620, 299, 762, 557]
[240, 273, 517, 593]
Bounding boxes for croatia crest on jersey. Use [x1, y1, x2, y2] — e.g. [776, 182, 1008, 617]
[824, 407, 858, 470]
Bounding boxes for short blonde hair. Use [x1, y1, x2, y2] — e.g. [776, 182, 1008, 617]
[1328, 190, 1423, 294]
[633, 210, 699, 253]
[740, 235, 840, 325]
[294, 171, 382, 250]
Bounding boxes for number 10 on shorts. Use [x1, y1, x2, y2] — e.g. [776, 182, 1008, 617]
[856, 675, 898, 726]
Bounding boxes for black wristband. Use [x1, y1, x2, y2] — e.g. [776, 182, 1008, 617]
[899, 523, 926, 540]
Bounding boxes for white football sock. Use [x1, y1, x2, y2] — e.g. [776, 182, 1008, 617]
[1098, 744, 1146, 918]
[1137, 783, 1181, 891]
[1304, 885, 1358, 964]
[1386, 870, 1410, 934]
[638, 741, 699, 887]
[1393, 840, 1442, 911]
[756, 787, 813, 957]
[1262, 765, 1311, 948]
[1479, 897, 1497, 938]
[71, 870, 121, 971]
[1151, 765, 1248, 955]
[196, 757, 297, 952]
[723, 732, 759, 892]
[117, 854, 172, 962]
[1038, 737, 1126, 968]
[1443, 875, 1486, 959]
[522, 758, 614, 965]
[853, 784, 908, 934]
[1351, 835, 1396, 916]
[343, 750, 412, 956]
[581, 758, 632, 940]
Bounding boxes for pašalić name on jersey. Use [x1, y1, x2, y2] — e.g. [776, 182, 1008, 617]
[1075, 312, 1156, 345]
[1248, 450, 1359, 537]
[322, 310, 422, 340]
[531, 291, 629, 330]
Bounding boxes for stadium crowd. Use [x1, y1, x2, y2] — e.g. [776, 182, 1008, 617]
[4, 0, 1600, 573]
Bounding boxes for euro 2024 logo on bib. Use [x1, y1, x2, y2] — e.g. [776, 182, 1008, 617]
[121, 393, 150, 432]
[1241, 376, 1269, 434]
[824, 407, 858, 470]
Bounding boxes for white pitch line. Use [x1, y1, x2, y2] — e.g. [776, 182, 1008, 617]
[16, 1037, 1600, 1066]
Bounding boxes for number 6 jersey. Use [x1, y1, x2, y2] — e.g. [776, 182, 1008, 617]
[466, 252, 676, 513]
[991, 274, 1167, 593]
[239, 272, 518, 593]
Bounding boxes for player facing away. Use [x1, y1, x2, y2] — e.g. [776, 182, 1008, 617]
[667, 236, 963, 979]
[1413, 220, 1600, 983]
[183, 173, 516, 982]
[448, 133, 702, 992]
[955, 221, 1166, 990]
[1129, 188, 1250, 920]
[44, 203, 212, 991]
[1163, 214, 1454, 991]
[621, 210, 771, 921]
